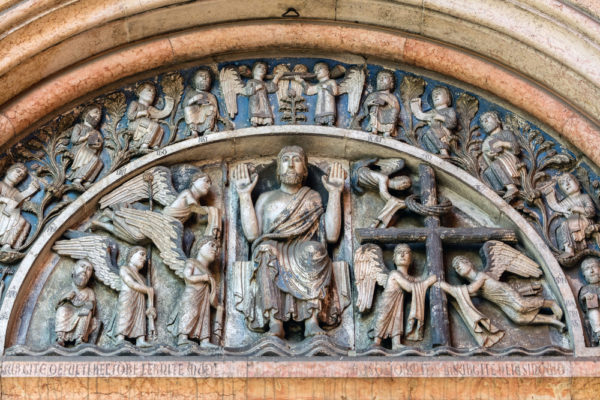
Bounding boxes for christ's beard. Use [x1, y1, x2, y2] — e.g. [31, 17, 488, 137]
[280, 171, 303, 185]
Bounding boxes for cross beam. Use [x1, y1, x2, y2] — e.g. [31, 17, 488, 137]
[356, 164, 517, 347]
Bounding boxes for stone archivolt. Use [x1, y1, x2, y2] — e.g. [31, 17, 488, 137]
[0, 58, 598, 358]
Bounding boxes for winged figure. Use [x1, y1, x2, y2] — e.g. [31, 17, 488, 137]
[354, 243, 436, 349]
[96, 207, 222, 347]
[351, 158, 412, 228]
[53, 235, 156, 347]
[92, 165, 220, 244]
[219, 62, 285, 126]
[440, 240, 565, 348]
[294, 64, 365, 126]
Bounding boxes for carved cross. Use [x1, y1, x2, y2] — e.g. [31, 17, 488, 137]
[356, 164, 517, 347]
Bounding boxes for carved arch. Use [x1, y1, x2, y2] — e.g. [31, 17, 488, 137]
[0, 127, 585, 355]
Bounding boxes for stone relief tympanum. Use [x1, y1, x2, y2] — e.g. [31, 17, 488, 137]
[1, 58, 596, 355]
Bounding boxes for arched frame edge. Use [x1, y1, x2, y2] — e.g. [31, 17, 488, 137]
[1, 21, 600, 167]
[0, 127, 587, 356]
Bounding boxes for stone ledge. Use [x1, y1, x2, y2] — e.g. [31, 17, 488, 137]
[0, 358, 596, 378]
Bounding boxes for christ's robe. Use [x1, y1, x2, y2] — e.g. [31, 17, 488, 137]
[238, 186, 339, 330]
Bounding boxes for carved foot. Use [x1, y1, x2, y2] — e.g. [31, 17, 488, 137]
[135, 337, 153, 348]
[267, 319, 285, 339]
[503, 185, 519, 200]
[177, 335, 193, 346]
[304, 319, 326, 337]
[199, 339, 219, 349]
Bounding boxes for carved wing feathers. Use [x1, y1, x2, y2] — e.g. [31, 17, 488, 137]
[53, 235, 122, 291]
[100, 166, 177, 209]
[114, 208, 187, 278]
[339, 67, 365, 116]
[220, 67, 244, 118]
[482, 240, 542, 280]
[354, 244, 389, 313]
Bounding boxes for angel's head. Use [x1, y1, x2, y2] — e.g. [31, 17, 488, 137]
[72, 259, 93, 289]
[127, 246, 147, 270]
[192, 236, 219, 263]
[480, 111, 501, 134]
[558, 173, 580, 196]
[376, 70, 394, 91]
[314, 63, 330, 80]
[582, 257, 600, 284]
[192, 69, 212, 91]
[5, 163, 27, 185]
[252, 62, 267, 80]
[190, 171, 211, 198]
[393, 244, 412, 269]
[432, 86, 451, 108]
[452, 256, 475, 279]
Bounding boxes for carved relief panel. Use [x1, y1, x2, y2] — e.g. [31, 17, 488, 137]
[0, 57, 596, 358]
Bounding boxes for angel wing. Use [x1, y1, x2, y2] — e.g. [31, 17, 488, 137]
[53, 234, 122, 291]
[113, 208, 187, 278]
[273, 64, 291, 104]
[99, 166, 178, 209]
[219, 66, 245, 119]
[481, 240, 543, 281]
[354, 244, 389, 312]
[339, 67, 366, 116]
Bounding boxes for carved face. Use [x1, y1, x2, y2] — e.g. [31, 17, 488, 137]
[73, 260, 93, 288]
[582, 259, 600, 284]
[6, 165, 27, 184]
[253, 63, 267, 80]
[194, 71, 211, 91]
[393, 245, 412, 268]
[278, 151, 307, 185]
[453, 258, 474, 277]
[85, 107, 101, 127]
[139, 85, 155, 104]
[376, 72, 394, 91]
[192, 175, 211, 197]
[314, 63, 329, 80]
[130, 249, 147, 270]
[432, 87, 450, 108]
[480, 113, 499, 134]
[558, 174, 579, 195]
[199, 240, 219, 263]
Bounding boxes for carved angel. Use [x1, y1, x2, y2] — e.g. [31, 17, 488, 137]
[440, 241, 565, 348]
[92, 166, 220, 244]
[351, 158, 412, 228]
[53, 235, 156, 347]
[127, 82, 175, 152]
[294, 63, 365, 126]
[95, 207, 222, 347]
[219, 62, 285, 126]
[355, 244, 436, 349]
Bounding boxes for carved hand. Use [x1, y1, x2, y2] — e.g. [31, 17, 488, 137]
[146, 307, 157, 319]
[231, 163, 258, 195]
[322, 162, 346, 193]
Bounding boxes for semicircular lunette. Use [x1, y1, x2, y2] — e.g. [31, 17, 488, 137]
[0, 125, 586, 357]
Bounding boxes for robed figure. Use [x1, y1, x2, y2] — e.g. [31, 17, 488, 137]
[232, 146, 350, 338]
[55, 259, 98, 346]
[440, 241, 565, 348]
[354, 244, 435, 349]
